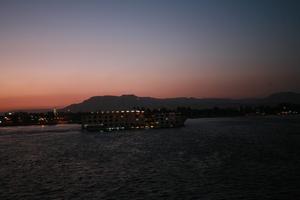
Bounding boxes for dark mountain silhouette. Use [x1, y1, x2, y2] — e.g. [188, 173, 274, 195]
[62, 92, 300, 112]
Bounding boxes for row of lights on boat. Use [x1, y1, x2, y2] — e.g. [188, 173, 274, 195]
[105, 125, 156, 131]
[91, 110, 144, 114]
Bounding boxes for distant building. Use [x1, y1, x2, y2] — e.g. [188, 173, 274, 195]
[53, 108, 57, 116]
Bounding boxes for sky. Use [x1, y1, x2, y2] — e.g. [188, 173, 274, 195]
[0, 0, 299, 111]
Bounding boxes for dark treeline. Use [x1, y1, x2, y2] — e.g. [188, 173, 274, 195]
[133, 103, 300, 118]
[176, 103, 300, 118]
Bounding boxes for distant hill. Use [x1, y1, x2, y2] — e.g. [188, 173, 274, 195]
[265, 92, 300, 103]
[62, 92, 300, 112]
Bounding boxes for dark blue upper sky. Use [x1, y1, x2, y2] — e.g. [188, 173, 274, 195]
[0, 0, 299, 110]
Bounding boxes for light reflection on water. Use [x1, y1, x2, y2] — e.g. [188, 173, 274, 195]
[0, 116, 300, 199]
[0, 124, 81, 135]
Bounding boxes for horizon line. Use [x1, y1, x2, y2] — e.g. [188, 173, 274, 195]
[0, 91, 298, 113]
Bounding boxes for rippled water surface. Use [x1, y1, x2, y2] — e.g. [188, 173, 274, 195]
[1, 116, 300, 199]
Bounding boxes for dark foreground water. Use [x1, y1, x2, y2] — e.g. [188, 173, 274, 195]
[0, 116, 300, 200]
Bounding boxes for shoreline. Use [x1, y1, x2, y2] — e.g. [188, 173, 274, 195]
[1, 114, 299, 128]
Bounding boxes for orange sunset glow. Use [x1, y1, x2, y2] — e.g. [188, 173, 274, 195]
[0, 1, 299, 112]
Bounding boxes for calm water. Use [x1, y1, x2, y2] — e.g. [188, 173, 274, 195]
[0, 116, 300, 200]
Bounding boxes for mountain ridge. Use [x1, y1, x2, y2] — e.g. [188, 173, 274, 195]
[62, 92, 300, 112]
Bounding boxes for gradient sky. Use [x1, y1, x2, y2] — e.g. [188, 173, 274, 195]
[0, 0, 299, 111]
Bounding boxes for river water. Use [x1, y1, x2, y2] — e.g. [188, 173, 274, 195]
[0, 116, 299, 199]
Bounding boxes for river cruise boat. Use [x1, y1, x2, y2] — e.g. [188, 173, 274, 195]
[82, 110, 186, 132]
